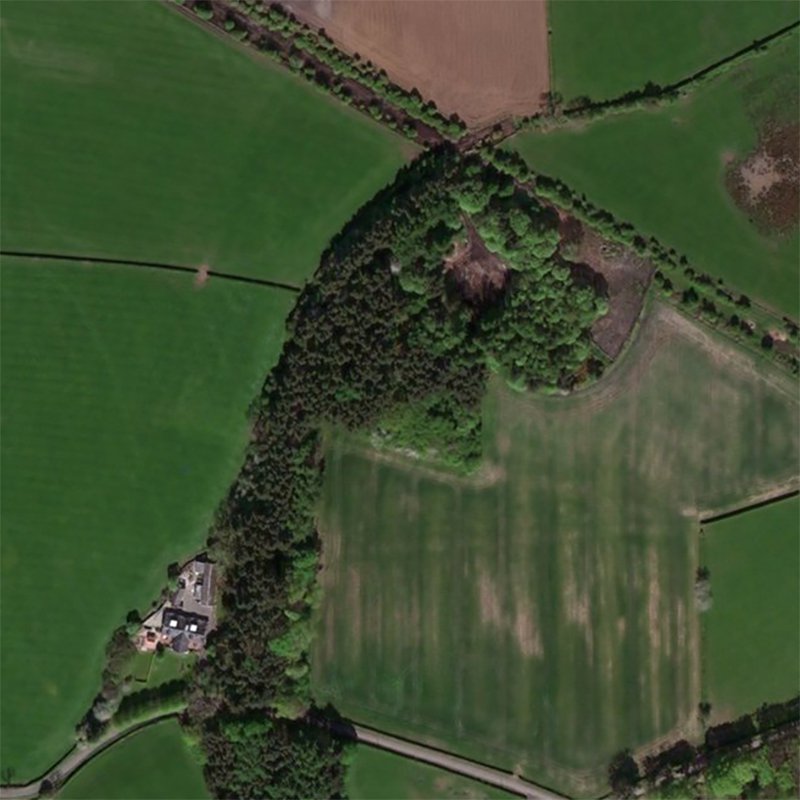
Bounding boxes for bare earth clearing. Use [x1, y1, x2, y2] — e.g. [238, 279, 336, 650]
[559, 216, 655, 359]
[726, 122, 800, 234]
[286, 0, 549, 127]
[444, 218, 508, 305]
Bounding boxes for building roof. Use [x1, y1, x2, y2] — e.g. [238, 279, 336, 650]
[171, 633, 190, 654]
[162, 608, 209, 636]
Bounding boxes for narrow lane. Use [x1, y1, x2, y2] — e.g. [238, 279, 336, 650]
[348, 723, 567, 800]
[0, 713, 179, 800]
[1, 715, 568, 800]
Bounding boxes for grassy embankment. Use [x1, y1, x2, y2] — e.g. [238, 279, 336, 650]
[548, 0, 798, 103]
[513, 33, 799, 316]
[58, 719, 209, 800]
[701, 496, 800, 720]
[313, 303, 799, 797]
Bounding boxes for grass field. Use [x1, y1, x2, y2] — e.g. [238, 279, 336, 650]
[128, 650, 197, 688]
[513, 34, 799, 316]
[313, 303, 799, 797]
[59, 719, 209, 799]
[0, 257, 294, 780]
[347, 746, 514, 800]
[701, 497, 800, 720]
[549, 0, 798, 103]
[0, 0, 410, 285]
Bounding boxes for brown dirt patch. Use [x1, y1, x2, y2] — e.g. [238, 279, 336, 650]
[726, 122, 799, 234]
[563, 220, 655, 359]
[194, 264, 210, 288]
[285, 0, 550, 127]
[443, 218, 508, 305]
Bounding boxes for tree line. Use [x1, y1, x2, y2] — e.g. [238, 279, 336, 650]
[485, 147, 799, 375]
[179, 0, 464, 144]
[609, 695, 799, 799]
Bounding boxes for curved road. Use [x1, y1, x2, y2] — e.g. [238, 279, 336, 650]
[0, 713, 179, 800]
[1, 715, 566, 800]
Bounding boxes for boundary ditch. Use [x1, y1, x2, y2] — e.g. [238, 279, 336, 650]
[0, 250, 302, 294]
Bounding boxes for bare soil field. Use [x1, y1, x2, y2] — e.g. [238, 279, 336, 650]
[559, 216, 655, 359]
[286, 0, 550, 127]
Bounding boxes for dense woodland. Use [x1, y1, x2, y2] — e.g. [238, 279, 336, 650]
[185, 146, 606, 797]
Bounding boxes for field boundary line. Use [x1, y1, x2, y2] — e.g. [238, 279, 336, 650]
[699, 485, 799, 525]
[546, 19, 800, 127]
[663, 19, 799, 95]
[0, 250, 302, 294]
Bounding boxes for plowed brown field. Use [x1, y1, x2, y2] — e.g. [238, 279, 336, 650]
[287, 0, 550, 127]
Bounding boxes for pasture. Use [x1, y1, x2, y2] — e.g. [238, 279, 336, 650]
[513, 34, 799, 316]
[59, 719, 209, 799]
[701, 497, 800, 720]
[549, 0, 798, 103]
[0, 0, 409, 285]
[313, 303, 799, 796]
[288, 0, 549, 126]
[347, 746, 513, 800]
[0, 257, 294, 780]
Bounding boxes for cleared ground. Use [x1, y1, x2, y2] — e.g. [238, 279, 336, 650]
[287, 0, 549, 127]
[59, 719, 208, 799]
[347, 745, 514, 800]
[513, 34, 800, 316]
[701, 497, 800, 721]
[549, 0, 798, 103]
[0, 258, 294, 780]
[0, 0, 409, 284]
[313, 303, 799, 797]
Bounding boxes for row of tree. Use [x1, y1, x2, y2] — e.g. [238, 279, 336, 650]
[186, 0, 463, 142]
[610, 696, 799, 798]
[485, 147, 798, 375]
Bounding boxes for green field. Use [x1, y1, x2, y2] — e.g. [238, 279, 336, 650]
[59, 719, 209, 799]
[313, 303, 799, 797]
[0, 0, 410, 285]
[0, 257, 294, 780]
[513, 34, 799, 316]
[549, 0, 798, 103]
[347, 746, 514, 800]
[702, 497, 800, 720]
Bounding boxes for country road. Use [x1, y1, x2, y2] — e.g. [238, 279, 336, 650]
[0, 713, 179, 800]
[1, 714, 567, 800]
[346, 723, 567, 800]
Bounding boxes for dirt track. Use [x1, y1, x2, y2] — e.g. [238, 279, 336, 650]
[286, 0, 550, 127]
